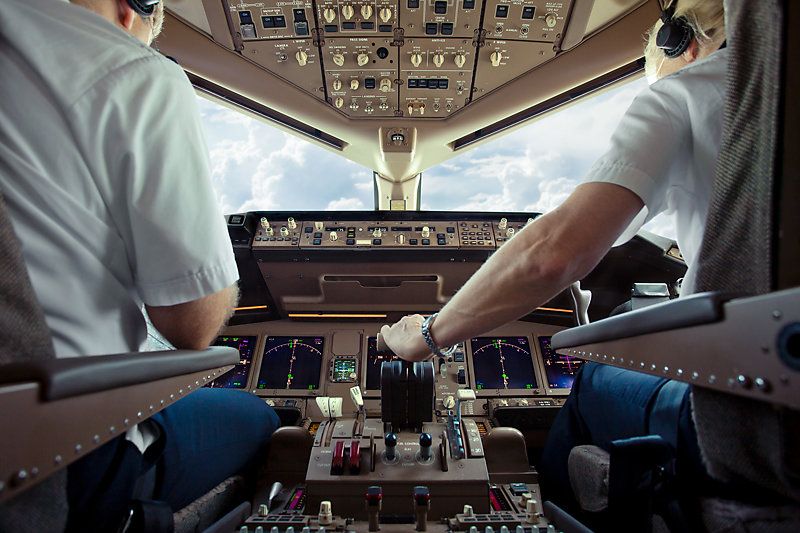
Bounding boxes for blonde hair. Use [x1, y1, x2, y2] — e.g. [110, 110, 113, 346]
[644, 0, 726, 77]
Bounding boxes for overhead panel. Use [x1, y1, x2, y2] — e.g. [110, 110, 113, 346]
[216, 0, 575, 117]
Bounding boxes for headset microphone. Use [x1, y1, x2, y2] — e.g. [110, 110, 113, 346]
[656, 1, 694, 58]
[126, 0, 161, 17]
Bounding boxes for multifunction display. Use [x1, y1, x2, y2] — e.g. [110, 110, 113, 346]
[471, 337, 537, 390]
[257, 336, 324, 390]
[538, 335, 584, 389]
[365, 336, 400, 390]
[207, 335, 258, 389]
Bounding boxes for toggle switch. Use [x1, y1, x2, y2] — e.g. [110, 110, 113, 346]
[332, 53, 345, 67]
[384, 432, 397, 461]
[357, 52, 370, 67]
[490, 51, 503, 67]
[295, 50, 308, 66]
[361, 4, 373, 19]
[419, 432, 433, 461]
[408, 104, 415, 116]
[397, 234, 406, 244]
[280, 226, 289, 237]
[287, 217, 297, 229]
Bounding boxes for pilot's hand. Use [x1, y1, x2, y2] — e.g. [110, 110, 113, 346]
[378, 314, 432, 362]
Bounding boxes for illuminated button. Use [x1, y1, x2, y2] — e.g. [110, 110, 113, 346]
[438, 79, 448, 89]
[293, 9, 306, 22]
[342, 21, 356, 29]
[463, 0, 475, 8]
[274, 16, 286, 27]
[373, 239, 382, 245]
[495, 5, 509, 18]
[262, 16, 274, 28]
[422, 238, 430, 245]
[522, 6, 535, 19]
[314, 232, 323, 238]
[425, 23, 438, 35]
[313, 238, 322, 245]
[361, 21, 374, 30]
[365, 77, 376, 89]
[379, 24, 393, 32]
[295, 22, 309, 36]
[447, 227, 455, 233]
[441, 23, 454, 35]
[239, 11, 253, 24]
[434, 1, 447, 14]
[408, 0, 420, 8]
[346, 238, 355, 245]
[438, 238, 446, 245]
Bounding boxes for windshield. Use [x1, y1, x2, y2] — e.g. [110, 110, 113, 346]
[197, 96, 374, 213]
[422, 77, 676, 239]
[198, 77, 675, 239]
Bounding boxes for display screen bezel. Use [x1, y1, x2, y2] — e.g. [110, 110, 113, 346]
[254, 335, 326, 396]
[466, 335, 543, 396]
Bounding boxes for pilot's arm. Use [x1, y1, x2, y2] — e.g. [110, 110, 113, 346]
[381, 182, 643, 360]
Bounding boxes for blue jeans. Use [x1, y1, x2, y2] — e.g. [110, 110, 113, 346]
[66, 388, 280, 532]
[539, 363, 705, 508]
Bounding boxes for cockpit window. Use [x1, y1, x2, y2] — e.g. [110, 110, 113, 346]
[421, 78, 676, 239]
[197, 95, 374, 213]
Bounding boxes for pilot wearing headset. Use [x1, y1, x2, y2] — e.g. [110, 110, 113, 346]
[0, 0, 279, 530]
[382, 0, 727, 511]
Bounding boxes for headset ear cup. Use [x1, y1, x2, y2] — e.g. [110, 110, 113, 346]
[126, 0, 160, 17]
[656, 16, 694, 58]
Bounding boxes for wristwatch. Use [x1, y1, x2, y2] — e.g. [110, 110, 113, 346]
[421, 313, 457, 357]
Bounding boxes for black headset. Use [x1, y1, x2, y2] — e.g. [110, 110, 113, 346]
[656, 1, 694, 58]
[126, 0, 160, 17]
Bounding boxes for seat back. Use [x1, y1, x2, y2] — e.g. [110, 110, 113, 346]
[691, 0, 800, 504]
[0, 192, 67, 529]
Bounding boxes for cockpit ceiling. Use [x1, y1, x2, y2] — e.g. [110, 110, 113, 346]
[158, 0, 657, 181]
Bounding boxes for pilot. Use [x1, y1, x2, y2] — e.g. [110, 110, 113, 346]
[381, 0, 726, 510]
[0, 0, 279, 530]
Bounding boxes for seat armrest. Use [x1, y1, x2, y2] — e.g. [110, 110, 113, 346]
[551, 292, 732, 349]
[0, 347, 239, 401]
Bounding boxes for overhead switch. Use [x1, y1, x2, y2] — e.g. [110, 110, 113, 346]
[335, 97, 344, 108]
[287, 217, 297, 229]
[361, 5, 373, 19]
[357, 53, 370, 67]
[379, 78, 392, 93]
[332, 79, 342, 91]
[295, 50, 308, 66]
[454, 53, 466, 68]
[545, 13, 558, 28]
[323, 7, 336, 23]
[421, 226, 430, 238]
[490, 51, 503, 67]
[410, 53, 423, 68]
[350, 79, 360, 90]
[379, 7, 392, 23]
[432, 53, 444, 68]
[332, 53, 345, 66]
[341, 4, 354, 20]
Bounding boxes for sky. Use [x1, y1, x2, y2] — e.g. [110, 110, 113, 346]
[197, 77, 677, 239]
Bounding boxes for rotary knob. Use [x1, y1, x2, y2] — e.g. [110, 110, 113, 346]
[379, 6, 392, 23]
[373, 228, 382, 238]
[357, 52, 370, 67]
[295, 50, 308, 66]
[334, 97, 344, 108]
[280, 226, 290, 237]
[323, 7, 336, 23]
[518, 398, 529, 406]
[350, 79, 360, 90]
[397, 234, 406, 244]
[379, 78, 392, 93]
[490, 51, 503, 67]
[421, 226, 430, 238]
[287, 217, 297, 229]
[432, 53, 444, 68]
[360, 4, 373, 19]
[443, 395, 455, 409]
[545, 12, 558, 28]
[332, 53, 345, 67]
[454, 53, 466, 68]
[506, 227, 515, 238]
[330, 231, 338, 241]
[341, 4, 354, 20]
[260, 217, 270, 229]
[410, 52, 423, 68]
[332, 79, 342, 91]
[498, 217, 508, 230]
[315, 221, 324, 231]
[265, 226, 275, 236]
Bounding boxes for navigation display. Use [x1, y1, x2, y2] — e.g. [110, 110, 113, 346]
[256, 336, 324, 390]
[539, 336, 585, 389]
[471, 337, 537, 390]
[365, 336, 399, 390]
[206, 335, 258, 389]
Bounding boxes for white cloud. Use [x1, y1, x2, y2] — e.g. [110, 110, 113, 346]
[326, 197, 367, 210]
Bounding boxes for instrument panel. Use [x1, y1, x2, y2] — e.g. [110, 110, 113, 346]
[210, 320, 582, 419]
[216, 0, 576, 118]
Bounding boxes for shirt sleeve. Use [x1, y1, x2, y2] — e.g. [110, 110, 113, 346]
[74, 55, 238, 306]
[583, 83, 689, 243]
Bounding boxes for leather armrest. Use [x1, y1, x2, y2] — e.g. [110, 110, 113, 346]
[0, 347, 238, 401]
[551, 292, 732, 349]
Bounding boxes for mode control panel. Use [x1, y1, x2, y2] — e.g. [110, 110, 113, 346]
[251, 216, 537, 249]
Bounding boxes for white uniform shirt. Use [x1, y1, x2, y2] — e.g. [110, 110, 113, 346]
[585, 49, 728, 292]
[0, 0, 239, 358]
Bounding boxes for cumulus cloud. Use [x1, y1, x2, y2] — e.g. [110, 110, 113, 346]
[326, 197, 367, 210]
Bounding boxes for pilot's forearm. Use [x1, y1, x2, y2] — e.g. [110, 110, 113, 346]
[429, 183, 644, 349]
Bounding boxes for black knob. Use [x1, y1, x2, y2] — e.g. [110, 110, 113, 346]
[385, 432, 397, 461]
[419, 432, 432, 448]
[377, 47, 389, 59]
